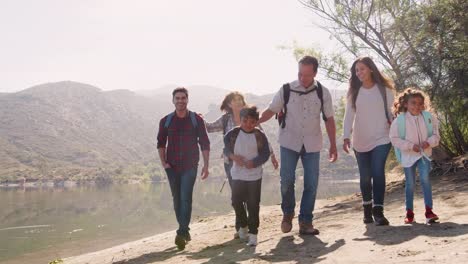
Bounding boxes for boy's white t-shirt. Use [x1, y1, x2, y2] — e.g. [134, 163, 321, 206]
[230, 130, 263, 181]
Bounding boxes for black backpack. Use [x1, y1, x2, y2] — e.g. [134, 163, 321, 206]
[276, 82, 327, 128]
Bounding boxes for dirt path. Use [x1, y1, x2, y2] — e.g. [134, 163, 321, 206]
[64, 171, 468, 264]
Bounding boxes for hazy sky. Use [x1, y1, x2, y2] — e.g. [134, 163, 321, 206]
[0, 0, 341, 95]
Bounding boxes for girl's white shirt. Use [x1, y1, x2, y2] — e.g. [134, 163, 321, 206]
[389, 112, 440, 168]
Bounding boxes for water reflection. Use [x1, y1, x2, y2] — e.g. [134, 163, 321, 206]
[0, 177, 358, 263]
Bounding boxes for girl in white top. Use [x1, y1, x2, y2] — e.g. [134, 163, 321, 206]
[389, 88, 440, 224]
[343, 57, 395, 226]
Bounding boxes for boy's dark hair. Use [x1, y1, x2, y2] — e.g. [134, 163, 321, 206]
[240, 106, 259, 120]
[299, 56, 319, 72]
[172, 87, 188, 98]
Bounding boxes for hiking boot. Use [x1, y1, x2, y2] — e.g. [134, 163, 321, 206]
[238, 226, 248, 240]
[425, 206, 439, 224]
[183, 232, 191, 243]
[281, 214, 294, 233]
[363, 204, 374, 224]
[404, 209, 415, 224]
[299, 222, 320, 235]
[175, 234, 186, 250]
[246, 233, 257, 246]
[372, 206, 389, 226]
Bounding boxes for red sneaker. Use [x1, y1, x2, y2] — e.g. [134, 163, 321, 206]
[425, 206, 439, 224]
[404, 209, 415, 224]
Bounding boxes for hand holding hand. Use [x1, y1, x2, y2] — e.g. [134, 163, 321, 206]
[412, 144, 421, 152]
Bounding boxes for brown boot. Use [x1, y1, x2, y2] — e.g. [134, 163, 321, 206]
[299, 222, 319, 235]
[281, 214, 294, 233]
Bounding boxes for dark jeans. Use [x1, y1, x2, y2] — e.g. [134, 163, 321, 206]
[165, 167, 198, 236]
[231, 179, 262, 235]
[354, 143, 391, 207]
[224, 161, 243, 231]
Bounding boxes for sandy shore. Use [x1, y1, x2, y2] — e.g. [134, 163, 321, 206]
[63, 170, 468, 264]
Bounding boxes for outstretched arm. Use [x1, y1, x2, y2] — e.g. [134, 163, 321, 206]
[205, 115, 224, 133]
[259, 109, 276, 124]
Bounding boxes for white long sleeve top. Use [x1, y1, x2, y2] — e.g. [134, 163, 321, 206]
[343, 84, 394, 152]
[389, 112, 440, 168]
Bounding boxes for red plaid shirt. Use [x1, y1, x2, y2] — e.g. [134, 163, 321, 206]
[157, 111, 210, 172]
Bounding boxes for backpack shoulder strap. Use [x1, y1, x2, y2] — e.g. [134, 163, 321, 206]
[378, 84, 391, 124]
[278, 83, 291, 128]
[397, 112, 406, 139]
[283, 83, 291, 105]
[164, 112, 175, 128]
[316, 81, 327, 122]
[394, 112, 406, 163]
[421, 111, 433, 137]
[189, 111, 198, 128]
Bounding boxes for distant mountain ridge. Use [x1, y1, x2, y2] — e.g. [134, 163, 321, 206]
[0, 81, 273, 181]
[0, 81, 164, 181]
[0, 81, 347, 182]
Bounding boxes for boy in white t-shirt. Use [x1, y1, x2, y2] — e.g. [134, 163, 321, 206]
[223, 106, 270, 246]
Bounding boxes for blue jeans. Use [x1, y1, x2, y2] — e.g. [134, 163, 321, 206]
[280, 146, 320, 224]
[354, 143, 391, 207]
[404, 157, 433, 210]
[165, 167, 198, 236]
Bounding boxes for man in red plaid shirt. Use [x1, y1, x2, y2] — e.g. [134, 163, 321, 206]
[157, 87, 210, 250]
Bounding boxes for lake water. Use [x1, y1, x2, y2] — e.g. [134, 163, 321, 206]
[0, 176, 359, 264]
